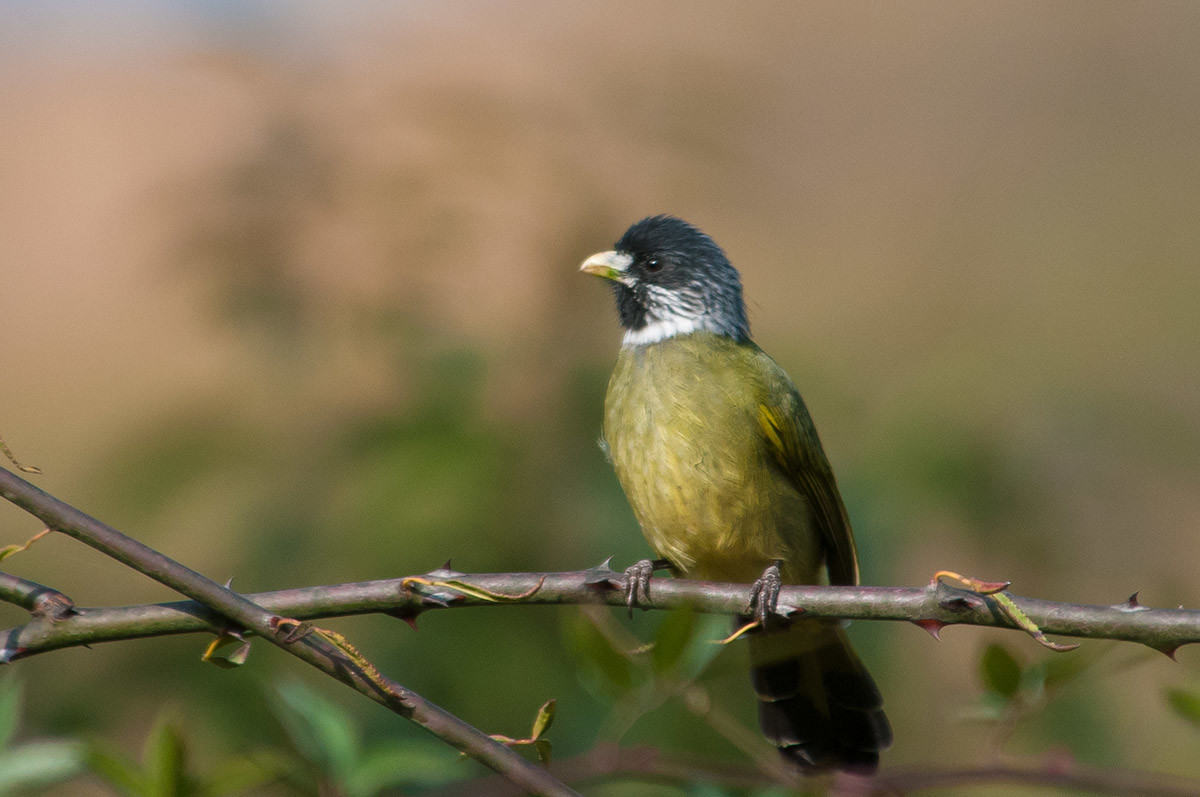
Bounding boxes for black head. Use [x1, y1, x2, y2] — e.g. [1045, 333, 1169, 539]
[580, 215, 749, 345]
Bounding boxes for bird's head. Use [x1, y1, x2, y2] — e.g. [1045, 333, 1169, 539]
[580, 215, 750, 346]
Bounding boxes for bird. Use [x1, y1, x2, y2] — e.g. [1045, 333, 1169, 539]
[580, 215, 891, 773]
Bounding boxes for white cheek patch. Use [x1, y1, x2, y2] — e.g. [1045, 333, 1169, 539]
[623, 284, 725, 346]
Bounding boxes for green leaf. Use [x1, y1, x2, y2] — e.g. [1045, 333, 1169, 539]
[342, 742, 458, 795]
[563, 613, 633, 694]
[142, 720, 186, 797]
[652, 606, 696, 674]
[272, 681, 359, 783]
[0, 677, 22, 751]
[201, 637, 252, 669]
[529, 699, 556, 740]
[979, 643, 1022, 699]
[989, 591, 1079, 652]
[1166, 688, 1200, 729]
[86, 745, 145, 795]
[0, 741, 86, 791]
[196, 755, 285, 797]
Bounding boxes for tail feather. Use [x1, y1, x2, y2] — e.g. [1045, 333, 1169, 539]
[747, 619, 891, 773]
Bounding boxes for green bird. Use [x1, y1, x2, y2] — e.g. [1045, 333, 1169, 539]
[581, 215, 891, 772]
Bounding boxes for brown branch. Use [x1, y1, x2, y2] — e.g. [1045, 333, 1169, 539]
[5, 564, 1199, 663]
[0, 466, 577, 797]
[4, 463, 1200, 795]
[0, 571, 74, 618]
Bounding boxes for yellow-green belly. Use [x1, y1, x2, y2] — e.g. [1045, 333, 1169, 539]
[602, 333, 821, 584]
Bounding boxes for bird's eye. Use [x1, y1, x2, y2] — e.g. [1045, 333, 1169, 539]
[645, 258, 663, 272]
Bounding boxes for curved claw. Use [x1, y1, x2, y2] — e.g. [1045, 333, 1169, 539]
[622, 558, 672, 618]
[749, 561, 783, 626]
[624, 560, 654, 617]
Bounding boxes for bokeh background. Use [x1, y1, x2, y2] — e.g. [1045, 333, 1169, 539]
[2, 2, 1200, 794]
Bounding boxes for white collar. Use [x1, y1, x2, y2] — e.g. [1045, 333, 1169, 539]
[622, 317, 724, 347]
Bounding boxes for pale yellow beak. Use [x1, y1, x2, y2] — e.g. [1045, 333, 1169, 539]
[579, 250, 634, 284]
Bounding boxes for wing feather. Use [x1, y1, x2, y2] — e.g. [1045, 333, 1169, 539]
[757, 399, 860, 586]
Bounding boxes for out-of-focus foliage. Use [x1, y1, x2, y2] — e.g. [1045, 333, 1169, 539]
[2, 2, 1200, 794]
[0, 679, 84, 794]
[1166, 687, 1200, 731]
[86, 716, 281, 797]
[266, 680, 458, 795]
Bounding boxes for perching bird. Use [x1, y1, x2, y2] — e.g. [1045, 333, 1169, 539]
[581, 215, 891, 772]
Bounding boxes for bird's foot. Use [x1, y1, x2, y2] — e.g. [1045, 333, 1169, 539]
[749, 561, 784, 627]
[624, 558, 673, 617]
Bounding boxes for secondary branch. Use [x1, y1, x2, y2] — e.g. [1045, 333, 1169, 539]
[0, 466, 576, 797]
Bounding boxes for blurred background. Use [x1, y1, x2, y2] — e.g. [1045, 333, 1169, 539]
[2, 2, 1200, 794]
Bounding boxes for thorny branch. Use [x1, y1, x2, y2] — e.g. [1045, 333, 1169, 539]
[4, 561, 1199, 662]
[0, 465, 577, 797]
[5, 462, 1200, 794]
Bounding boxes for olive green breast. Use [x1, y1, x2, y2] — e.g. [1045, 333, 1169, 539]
[602, 333, 822, 584]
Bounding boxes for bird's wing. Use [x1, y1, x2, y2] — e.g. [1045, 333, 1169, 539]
[757, 398, 860, 587]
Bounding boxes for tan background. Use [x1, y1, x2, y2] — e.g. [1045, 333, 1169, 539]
[2, 2, 1199, 791]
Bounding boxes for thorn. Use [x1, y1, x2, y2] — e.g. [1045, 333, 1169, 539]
[1114, 592, 1149, 612]
[913, 618, 947, 641]
[1152, 643, 1180, 661]
[583, 558, 622, 590]
[385, 606, 421, 629]
[776, 602, 803, 618]
[428, 562, 464, 579]
[224, 577, 234, 589]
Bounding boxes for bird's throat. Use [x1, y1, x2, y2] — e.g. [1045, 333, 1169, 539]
[622, 316, 745, 347]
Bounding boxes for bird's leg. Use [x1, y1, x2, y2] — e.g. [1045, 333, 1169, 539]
[748, 560, 784, 627]
[623, 558, 674, 617]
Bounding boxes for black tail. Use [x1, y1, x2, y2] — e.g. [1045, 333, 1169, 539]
[747, 618, 891, 773]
